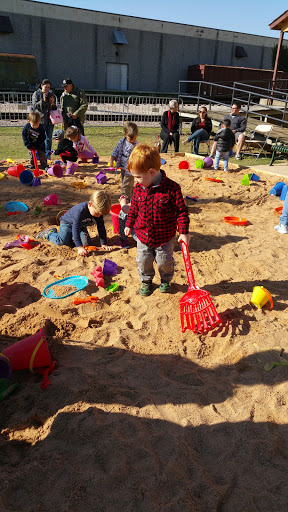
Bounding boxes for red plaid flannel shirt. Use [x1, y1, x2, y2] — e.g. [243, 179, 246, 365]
[126, 171, 189, 247]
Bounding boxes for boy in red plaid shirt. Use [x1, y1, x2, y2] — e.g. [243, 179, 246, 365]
[125, 144, 190, 296]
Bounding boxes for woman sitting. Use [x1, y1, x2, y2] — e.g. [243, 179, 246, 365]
[183, 106, 212, 155]
[160, 100, 179, 153]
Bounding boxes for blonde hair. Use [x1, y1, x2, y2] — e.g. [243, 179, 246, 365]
[65, 126, 80, 140]
[127, 144, 161, 173]
[29, 111, 41, 123]
[124, 121, 138, 139]
[90, 190, 111, 215]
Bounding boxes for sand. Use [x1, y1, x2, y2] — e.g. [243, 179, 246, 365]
[1, 155, 288, 512]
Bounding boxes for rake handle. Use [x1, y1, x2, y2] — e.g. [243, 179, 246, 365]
[31, 148, 40, 177]
[180, 241, 196, 290]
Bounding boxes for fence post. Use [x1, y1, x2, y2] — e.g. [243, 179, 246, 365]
[196, 82, 201, 111]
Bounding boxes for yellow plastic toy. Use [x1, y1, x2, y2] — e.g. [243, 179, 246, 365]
[250, 286, 273, 309]
[71, 182, 87, 189]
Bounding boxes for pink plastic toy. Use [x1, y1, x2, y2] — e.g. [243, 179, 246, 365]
[43, 194, 61, 206]
[91, 266, 104, 288]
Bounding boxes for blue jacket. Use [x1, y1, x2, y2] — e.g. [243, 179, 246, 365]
[22, 123, 46, 150]
[61, 201, 107, 247]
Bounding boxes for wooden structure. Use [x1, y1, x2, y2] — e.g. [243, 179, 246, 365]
[269, 11, 288, 92]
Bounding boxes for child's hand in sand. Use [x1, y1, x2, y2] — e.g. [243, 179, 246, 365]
[101, 245, 113, 251]
[178, 233, 190, 245]
[124, 227, 131, 236]
[78, 246, 88, 256]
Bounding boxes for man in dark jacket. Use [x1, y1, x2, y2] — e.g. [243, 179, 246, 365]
[213, 119, 235, 171]
[210, 102, 246, 160]
[160, 100, 180, 153]
[60, 78, 88, 135]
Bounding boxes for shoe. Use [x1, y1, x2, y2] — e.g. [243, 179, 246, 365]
[44, 166, 49, 173]
[139, 281, 153, 296]
[209, 155, 214, 159]
[214, 167, 219, 171]
[159, 280, 171, 293]
[274, 224, 288, 234]
[119, 239, 130, 248]
[235, 154, 242, 160]
[35, 227, 57, 240]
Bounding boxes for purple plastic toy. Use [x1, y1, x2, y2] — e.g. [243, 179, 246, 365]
[92, 154, 99, 164]
[4, 236, 30, 249]
[96, 171, 108, 184]
[203, 157, 213, 168]
[103, 259, 118, 275]
[32, 177, 41, 187]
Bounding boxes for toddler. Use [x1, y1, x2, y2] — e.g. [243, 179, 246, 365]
[110, 121, 138, 200]
[275, 189, 288, 234]
[213, 119, 235, 171]
[54, 128, 78, 164]
[125, 144, 190, 296]
[36, 190, 112, 256]
[66, 126, 98, 162]
[22, 111, 47, 169]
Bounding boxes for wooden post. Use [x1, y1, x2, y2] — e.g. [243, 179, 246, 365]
[272, 31, 284, 93]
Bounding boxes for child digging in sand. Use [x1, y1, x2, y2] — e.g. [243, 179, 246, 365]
[66, 126, 98, 162]
[22, 111, 48, 170]
[110, 121, 138, 200]
[124, 144, 190, 296]
[36, 190, 112, 255]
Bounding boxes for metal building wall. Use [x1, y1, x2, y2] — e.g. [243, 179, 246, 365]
[0, 0, 285, 92]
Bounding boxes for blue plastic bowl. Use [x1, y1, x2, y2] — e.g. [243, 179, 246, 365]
[5, 201, 29, 213]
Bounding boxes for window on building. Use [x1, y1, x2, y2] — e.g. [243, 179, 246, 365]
[106, 63, 128, 91]
[0, 16, 13, 33]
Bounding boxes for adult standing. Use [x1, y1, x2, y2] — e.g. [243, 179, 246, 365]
[183, 106, 212, 154]
[160, 100, 180, 153]
[210, 102, 246, 160]
[32, 78, 57, 158]
[61, 78, 88, 135]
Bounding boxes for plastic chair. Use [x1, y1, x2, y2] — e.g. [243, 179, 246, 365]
[242, 124, 273, 160]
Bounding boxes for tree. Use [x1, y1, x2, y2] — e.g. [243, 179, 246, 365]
[272, 43, 288, 73]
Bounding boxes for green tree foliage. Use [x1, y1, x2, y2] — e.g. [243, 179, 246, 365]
[272, 43, 288, 72]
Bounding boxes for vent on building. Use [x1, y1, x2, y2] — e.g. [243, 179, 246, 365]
[235, 46, 248, 58]
[112, 30, 128, 45]
[0, 16, 13, 33]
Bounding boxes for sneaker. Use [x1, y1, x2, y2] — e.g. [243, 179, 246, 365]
[139, 281, 153, 296]
[209, 155, 214, 159]
[159, 280, 171, 293]
[274, 224, 288, 234]
[214, 167, 219, 171]
[235, 153, 242, 160]
[35, 227, 57, 240]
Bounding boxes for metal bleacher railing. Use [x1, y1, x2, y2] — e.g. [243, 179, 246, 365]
[178, 80, 288, 130]
[0, 92, 179, 127]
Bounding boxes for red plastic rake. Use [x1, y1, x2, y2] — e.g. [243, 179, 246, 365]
[31, 148, 44, 177]
[179, 241, 222, 333]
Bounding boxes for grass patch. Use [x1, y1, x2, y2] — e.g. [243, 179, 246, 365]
[0, 126, 272, 166]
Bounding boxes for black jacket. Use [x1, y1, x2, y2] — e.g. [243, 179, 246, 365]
[160, 110, 180, 135]
[54, 138, 78, 162]
[191, 116, 212, 134]
[32, 89, 57, 125]
[214, 128, 235, 153]
[22, 123, 46, 150]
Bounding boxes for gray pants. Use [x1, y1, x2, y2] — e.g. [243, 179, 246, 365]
[28, 148, 47, 169]
[136, 237, 176, 282]
[121, 169, 134, 200]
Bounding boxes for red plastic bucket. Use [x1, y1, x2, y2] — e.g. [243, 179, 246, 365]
[8, 164, 25, 177]
[3, 329, 51, 372]
[179, 160, 190, 170]
[110, 204, 121, 234]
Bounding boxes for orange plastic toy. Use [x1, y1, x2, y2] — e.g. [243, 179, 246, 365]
[224, 217, 248, 226]
[73, 296, 99, 305]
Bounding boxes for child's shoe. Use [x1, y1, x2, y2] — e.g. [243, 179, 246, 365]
[274, 224, 288, 234]
[139, 281, 153, 296]
[36, 227, 57, 240]
[159, 279, 171, 293]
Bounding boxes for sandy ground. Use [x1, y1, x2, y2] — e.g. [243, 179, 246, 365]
[1, 154, 288, 512]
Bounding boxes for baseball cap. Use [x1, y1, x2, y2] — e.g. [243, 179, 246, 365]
[52, 129, 64, 140]
[62, 78, 73, 87]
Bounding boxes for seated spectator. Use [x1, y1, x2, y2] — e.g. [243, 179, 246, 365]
[160, 100, 180, 153]
[210, 102, 246, 160]
[183, 106, 212, 154]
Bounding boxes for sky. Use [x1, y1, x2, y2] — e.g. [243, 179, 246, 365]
[30, 0, 287, 39]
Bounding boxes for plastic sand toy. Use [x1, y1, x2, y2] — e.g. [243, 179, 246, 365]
[224, 217, 248, 226]
[42, 276, 88, 299]
[106, 283, 119, 293]
[71, 182, 87, 189]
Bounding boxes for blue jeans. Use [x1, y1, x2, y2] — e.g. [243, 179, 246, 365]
[214, 150, 229, 171]
[46, 221, 91, 247]
[188, 129, 209, 155]
[280, 190, 288, 226]
[44, 124, 54, 158]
